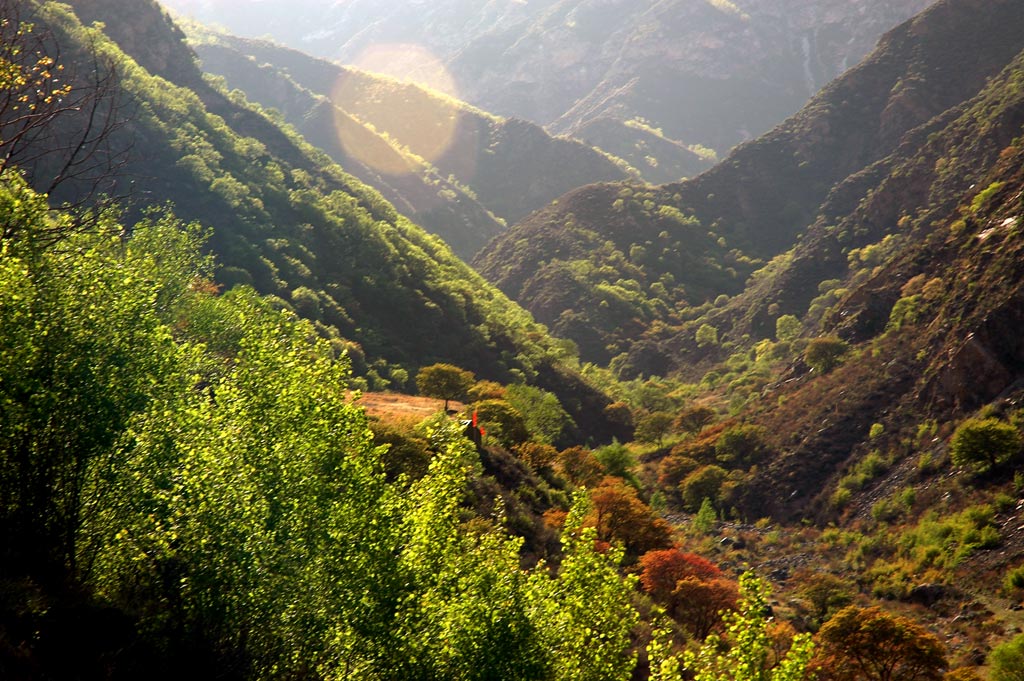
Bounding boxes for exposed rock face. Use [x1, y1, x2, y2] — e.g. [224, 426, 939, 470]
[928, 299, 1024, 415]
[160, 0, 935, 155]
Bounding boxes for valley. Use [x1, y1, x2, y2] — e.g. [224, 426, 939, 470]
[4, 0, 1024, 679]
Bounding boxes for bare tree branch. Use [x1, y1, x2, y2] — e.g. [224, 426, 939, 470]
[0, 0, 134, 249]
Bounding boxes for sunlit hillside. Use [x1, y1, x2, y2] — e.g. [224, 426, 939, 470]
[5, 0, 1024, 678]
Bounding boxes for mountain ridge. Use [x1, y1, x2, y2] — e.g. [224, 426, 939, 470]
[160, 0, 936, 160]
[475, 0, 1024, 367]
[45, 0, 627, 442]
[187, 29, 636, 257]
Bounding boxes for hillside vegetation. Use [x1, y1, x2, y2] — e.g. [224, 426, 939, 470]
[25, 0, 632, 445]
[187, 29, 635, 254]
[476, 0, 1024, 368]
[8, 0, 1024, 678]
[160, 0, 935, 164]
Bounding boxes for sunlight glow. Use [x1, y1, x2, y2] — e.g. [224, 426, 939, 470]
[350, 42, 458, 98]
[331, 43, 462, 176]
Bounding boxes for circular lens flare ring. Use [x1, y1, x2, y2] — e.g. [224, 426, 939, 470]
[332, 43, 462, 176]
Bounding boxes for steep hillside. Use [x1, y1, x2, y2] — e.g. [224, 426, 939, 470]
[188, 40, 506, 260]
[188, 31, 634, 232]
[160, 0, 935, 157]
[734, 47, 1024, 521]
[572, 117, 715, 184]
[475, 0, 1024, 366]
[36, 0, 624, 440]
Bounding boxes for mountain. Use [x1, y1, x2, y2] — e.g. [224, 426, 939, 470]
[11, 0, 1024, 676]
[39, 0, 624, 441]
[474, 0, 1024, 368]
[185, 29, 635, 253]
[159, 0, 936, 162]
[572, 117, 716, 186]
[471, 0, 1024, 542]
[186, 38, 508, 261]
[730, 22, 1024, 522]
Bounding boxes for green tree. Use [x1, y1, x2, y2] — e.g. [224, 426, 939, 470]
[505, 383, 575, 445]
[696, 323, 719, 348]
[693, 497, 718, 534]
[473, 398, 530, 447]
[416, 362, 475, 411]
[637, 411, 676, 445]
[776, 315, 801, 343]
[681, 465, 729, 512]
[804, 336, 850, 374]
[949, 417, 1021, 472]
[989, 633, 1024, 681]
[0, 187, 207, 581]
[528, 493, 640, 680]
[716, 424, 768, 468]
[649, 573, 814, 681]
[392, 422, 548, 680]
[594, 439, 637, 479]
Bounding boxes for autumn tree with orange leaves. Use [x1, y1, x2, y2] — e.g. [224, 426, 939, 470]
[587, 476, 672, 559]
[639, 548, 738, 639]
[814, 605, 947, 681]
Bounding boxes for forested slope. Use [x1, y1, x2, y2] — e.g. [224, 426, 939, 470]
[0, 1, 647, 677]
[187, 30, 635, 233]
[184, 39, 506, 261]
[23, 0, 625, 441]
[475, 0, 1024, 367]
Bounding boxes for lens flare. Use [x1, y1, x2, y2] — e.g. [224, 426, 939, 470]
[331, 43, 462, 176]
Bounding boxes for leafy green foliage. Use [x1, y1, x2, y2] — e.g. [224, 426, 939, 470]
[775, 315, 801, 343]
[803, 336, 849, 374]
[0, 179, 208, 578]
[23, 0, 603, 433]
[649, 573, 813, 681]
[693, 497, 718, 534]
[528, 493, 641, 681]
[594, 440, 637, 479]
[416, 362, 475, 410]
[1004, 564, 1024, 593]
[896, 504, 1001, 572]
[715, 424, 767, 468]
[696, 323, 719, 348]
[988, 633, 1024, 681]
[681, 465, 729, 512]
[0, 171, 647, 677]
[473, 398, 530, 448]
[949, 417, 1021, 472]
[504, 383, 575, 445]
